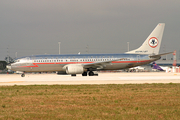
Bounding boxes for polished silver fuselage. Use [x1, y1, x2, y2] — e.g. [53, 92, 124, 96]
[9, 53, 158, 72]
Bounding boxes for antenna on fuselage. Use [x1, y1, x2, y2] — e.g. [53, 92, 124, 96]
[86, 45, 89, 54]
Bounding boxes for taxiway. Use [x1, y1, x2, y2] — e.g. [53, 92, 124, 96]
[0, 72, 180, 86]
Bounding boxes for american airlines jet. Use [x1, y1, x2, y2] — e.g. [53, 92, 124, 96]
[7, 23, 171, 77]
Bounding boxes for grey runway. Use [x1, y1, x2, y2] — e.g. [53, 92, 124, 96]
[0, 72, 180, 86]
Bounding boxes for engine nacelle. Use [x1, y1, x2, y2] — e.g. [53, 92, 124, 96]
[64, 64, 84, 74]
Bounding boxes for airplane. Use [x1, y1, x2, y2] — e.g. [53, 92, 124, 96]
[152, 62, 166, 71]
[0, 61, 7, 70]
[129, 66, 146, 72]
[7, 23, 172, 77]
[152, 62, 179, 72]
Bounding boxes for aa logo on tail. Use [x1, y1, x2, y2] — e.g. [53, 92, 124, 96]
[148, 37, 158, 48]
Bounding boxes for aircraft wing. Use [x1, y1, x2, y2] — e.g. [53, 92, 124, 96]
[83, 58, 125, 69]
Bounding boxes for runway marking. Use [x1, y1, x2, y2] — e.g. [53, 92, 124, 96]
[1, 73, 180, 85]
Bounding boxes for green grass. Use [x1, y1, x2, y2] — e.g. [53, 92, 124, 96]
[0, 84, 180, 120]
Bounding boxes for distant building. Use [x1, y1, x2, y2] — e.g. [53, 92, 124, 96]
[153, 60, 180, 67]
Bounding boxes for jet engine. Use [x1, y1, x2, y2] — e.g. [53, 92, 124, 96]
[64, 64, 84, 74]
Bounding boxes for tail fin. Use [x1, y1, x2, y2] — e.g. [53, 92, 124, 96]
[152, 62, 164, 71]
[126, 23, 165, 55]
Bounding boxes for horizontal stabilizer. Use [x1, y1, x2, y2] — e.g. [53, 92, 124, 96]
[149, 52, 173, 58]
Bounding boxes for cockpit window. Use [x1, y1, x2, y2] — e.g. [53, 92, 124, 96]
[15, 59, 20, 62]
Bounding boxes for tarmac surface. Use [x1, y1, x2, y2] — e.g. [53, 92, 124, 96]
[0, 72, 180, 86]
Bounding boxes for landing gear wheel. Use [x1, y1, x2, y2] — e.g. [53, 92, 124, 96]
[82, 72, 87, 76]
[21, 73, 25, 77]
[89, 71, 94, 76]
[71, 74, 76, 77]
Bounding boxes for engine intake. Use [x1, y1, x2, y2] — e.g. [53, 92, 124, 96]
[64, 64, 84, 74]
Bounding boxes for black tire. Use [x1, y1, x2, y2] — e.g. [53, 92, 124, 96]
[82, 72, 87, 76]
[89, 71, 94, 76]
[94, 74, 98, 76]
[21, 74, 25, 77]
[71, 74, 76, 77]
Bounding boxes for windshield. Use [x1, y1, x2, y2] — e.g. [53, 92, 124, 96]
[14, 59, 20, 63]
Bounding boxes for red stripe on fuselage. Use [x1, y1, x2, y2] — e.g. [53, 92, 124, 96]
[19, 63, 39, 67]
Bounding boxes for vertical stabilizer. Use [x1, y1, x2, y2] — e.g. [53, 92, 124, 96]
[152, 62, 164, 71]
[126, 23, 165, 55]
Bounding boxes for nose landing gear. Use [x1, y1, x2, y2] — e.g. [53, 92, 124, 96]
[21, 73, 25, 77]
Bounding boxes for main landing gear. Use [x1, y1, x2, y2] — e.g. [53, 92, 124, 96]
[88, 71, 94, 76]
[81, 71, 98, 76]
[82, 72, 88, 76]
[71, 74, 76, 77]
[21, 73, 25, 77]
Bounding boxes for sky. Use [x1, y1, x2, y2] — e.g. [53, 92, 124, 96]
[0, 0, 180, 60]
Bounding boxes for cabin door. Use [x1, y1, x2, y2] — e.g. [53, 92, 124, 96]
[137, 55, 140, 63]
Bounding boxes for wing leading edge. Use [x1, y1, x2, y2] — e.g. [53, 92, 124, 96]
[83, 58, 126, 69]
